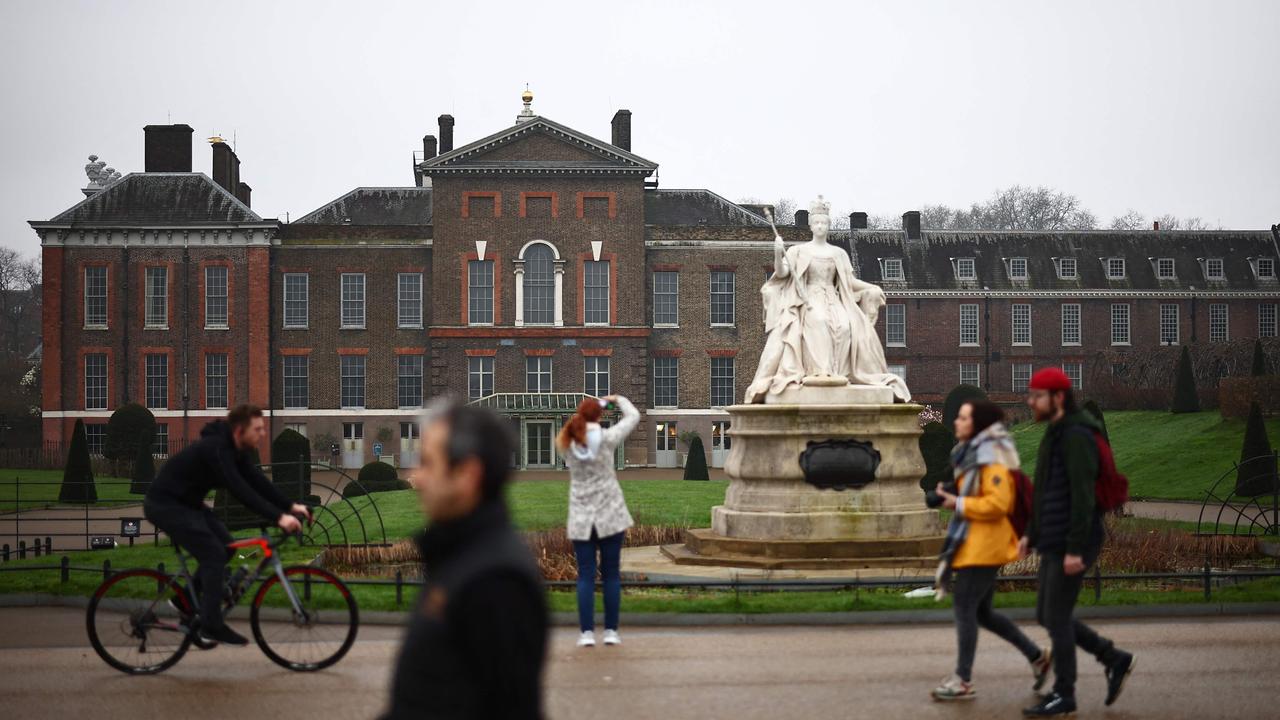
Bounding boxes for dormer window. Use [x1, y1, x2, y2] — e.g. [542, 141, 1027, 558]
[1055, 257, 1078, 279]
[882, 258, 905, 281]
[1105, 258, 1126, 280]
[1007, 257, 1028, 281]
[1255, 257, 1276, 279]
[955, 257, 976, 281]
[1205, 258, 1225, 280]
[1156, 258, 1176, 280]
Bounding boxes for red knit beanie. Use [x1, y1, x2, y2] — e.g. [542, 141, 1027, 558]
[1028, 367, 1072, 391]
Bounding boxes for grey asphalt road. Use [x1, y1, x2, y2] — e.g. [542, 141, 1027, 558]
[0, 607, 1277, 719]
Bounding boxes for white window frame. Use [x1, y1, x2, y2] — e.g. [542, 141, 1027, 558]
[959, 363, 980, 387]
[205, 353, 228, 409]
[1011, 303, 1031, 346]
[397, 354, 424, 409]
[584, 356, 611, 397]
[144, 266, 168, 329]
[955, 258, 976, 281]
[340, 273, 366, 329]
[584, 260, 611, 326]
[1257, 257, 1276, 279]
[1156, 258, 1176, 280]
[959, 304, 980, 346]
[710, 356, 735, 409]
[710, 270, 736, 327]
[1110, 303, 1131, 345]
[1159, 304, 1180, 345]
[653, 357, 678, 408]
[84, 265, 108, 329]
[1056, 257, 1078, 280]
[340, 355, 366, 409]
[145, 353, 168, 409]
[1259, 303, 1277, 338]
[468, 260, 494, 326]
[468, 356, 494, 401]
[887, 364, 907, 383]
[525, 356, 554, 393]
[204, 265, 229, 329]
[653, 271, 679, 327]
[1008, 257, 1028, 281]
[84, 353, 108, 410]
[1061, 303, 1081, 346]
[283, 356, 309, 410]
[885, 304, 906, 347]
[1063, 362, 1083, 390]
[882, 258, 904, 281]
[283, 273, 309, 329]
[1012, 363, 1032, 392]
[1205, 258, 1225, 281]
[397, 273, 423, 329]
[1105, 258, 1126, 280]
[1210, 303, 1229, 342]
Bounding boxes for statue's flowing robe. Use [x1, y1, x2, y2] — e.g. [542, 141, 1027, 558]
[745, 243, 911, 403]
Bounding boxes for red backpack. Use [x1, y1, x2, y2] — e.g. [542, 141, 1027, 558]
[1064, 426, 1130, 512]
[1009, 469, 1035, 538]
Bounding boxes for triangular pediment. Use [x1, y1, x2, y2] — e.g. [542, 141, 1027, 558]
[420, 116, 658, 176]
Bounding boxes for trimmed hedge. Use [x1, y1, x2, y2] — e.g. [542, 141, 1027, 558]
[59, 419, 98, 504]
[271, 429, 312, 498]
[1171, 346, 1200, 414]
[1252, 339, 1269, 377]
[105, 403, 156, 476]
[1236, 402, 1278, 497]
[683, 436, 710, 481]
[918, 421, 954, 493]
[943, 385, 987, 432]
[344, 461, 409, 498]
[129, 437, 156, 495]
[1219, 376, 1280, 419]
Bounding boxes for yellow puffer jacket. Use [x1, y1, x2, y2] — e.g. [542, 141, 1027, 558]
[952, 462, 1020, 569]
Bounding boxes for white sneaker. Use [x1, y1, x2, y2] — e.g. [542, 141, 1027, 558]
[603, 629, 621, 646]
[576, 630, 596, 648]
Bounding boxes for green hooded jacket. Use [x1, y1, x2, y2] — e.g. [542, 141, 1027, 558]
[1027, 410, 1102, 556]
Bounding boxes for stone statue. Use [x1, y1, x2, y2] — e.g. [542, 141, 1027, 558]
[745, 195, 910, 403]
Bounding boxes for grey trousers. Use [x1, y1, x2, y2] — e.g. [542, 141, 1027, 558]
[953, 565, 1042, 682]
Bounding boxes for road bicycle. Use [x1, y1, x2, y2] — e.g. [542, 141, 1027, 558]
[86, 529, 358, 675]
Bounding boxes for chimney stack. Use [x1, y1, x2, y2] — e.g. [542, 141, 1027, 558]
[237, 182, 251, 208]
[438, 114, 455, 154]
[211, 140, 241, 196]
[144, 124, 193, 172]
[902, 211, 922, 240]
[795, 209, 809, 228]
[1153, 220, 1160, 231]
[611, 109, 632, 151]
[850, 212, 868, 230]
[422, 134, 438, 160]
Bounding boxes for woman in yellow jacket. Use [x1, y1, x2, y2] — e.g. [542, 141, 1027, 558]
[931, 399, 1052, 702]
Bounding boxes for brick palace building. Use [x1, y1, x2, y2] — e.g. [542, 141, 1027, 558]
[32, 93, 1280, 469]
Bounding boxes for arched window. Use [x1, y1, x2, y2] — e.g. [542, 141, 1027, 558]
[523, 244, 555, 324]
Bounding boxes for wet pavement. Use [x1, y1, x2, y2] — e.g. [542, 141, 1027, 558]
[1, 606, 1277, 719]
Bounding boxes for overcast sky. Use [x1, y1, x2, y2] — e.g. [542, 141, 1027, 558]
[3, 0, 1278, 257]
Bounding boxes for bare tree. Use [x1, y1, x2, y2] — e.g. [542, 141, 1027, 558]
[1152, 214, 1218, 231]
[0, 247, 41, 356]
[971, 185, 1097, 231]
[1109, 209, 1147, 230]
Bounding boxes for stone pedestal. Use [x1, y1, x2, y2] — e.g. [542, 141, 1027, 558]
[662, 395, 945, 570]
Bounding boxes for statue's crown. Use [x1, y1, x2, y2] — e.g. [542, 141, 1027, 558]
[809, 195, 831, 217]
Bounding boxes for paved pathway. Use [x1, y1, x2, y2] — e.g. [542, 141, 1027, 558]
[1, 607, 1276, 719]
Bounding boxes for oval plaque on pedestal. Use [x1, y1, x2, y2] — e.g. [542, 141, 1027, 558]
[799, 439, 880, 491]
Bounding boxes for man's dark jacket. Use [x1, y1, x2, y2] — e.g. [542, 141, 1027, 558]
[146, 421, 291, 520]
[1026, 410, 1104, 556]
[382, 501, 548, 720]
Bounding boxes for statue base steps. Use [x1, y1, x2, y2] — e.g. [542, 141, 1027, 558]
[661, 530, 943, 570]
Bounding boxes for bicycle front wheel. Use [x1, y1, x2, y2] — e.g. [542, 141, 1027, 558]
[87, 569, 193, 675]
[250, 565, 358, 671]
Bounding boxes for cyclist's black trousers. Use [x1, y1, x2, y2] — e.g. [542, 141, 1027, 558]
[143, 499, 234, 631]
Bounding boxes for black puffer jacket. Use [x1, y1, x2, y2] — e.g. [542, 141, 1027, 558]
[146, 421, 292, 521]
[1028, 411, 1105, 556]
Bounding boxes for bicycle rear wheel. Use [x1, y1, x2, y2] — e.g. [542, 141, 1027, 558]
[87, 569, 193, 675]
[250, 566, 358, 671]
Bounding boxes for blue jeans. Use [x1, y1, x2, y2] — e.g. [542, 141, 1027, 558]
[573, 529, 624, 632]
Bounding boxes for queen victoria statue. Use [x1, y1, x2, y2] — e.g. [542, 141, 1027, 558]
[745, 196, 911, 404]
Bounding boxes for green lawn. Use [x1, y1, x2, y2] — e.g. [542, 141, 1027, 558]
[1010, 411, 1280, 502]
[0, 469, 136, 511]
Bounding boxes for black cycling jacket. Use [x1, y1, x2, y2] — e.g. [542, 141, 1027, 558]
[146, 420, 292, 521]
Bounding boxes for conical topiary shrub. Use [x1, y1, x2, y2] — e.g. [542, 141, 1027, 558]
[1083, 399, 1108, 440]
[1171, 346, 1200, 414]
[918, 421, 954, 494]
[59, 419, 98, 504]
[943, 384, 987, 432]
[1236, 402, 1278, 497]
[1252, 339, 1269, 377]
[104, 403, 157, 477]
[271, 429, 312, 499]
[683, 435, 710, 481]
[130, 438, 155, 495]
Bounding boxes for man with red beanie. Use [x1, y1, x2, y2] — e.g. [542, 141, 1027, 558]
[1020, 368, 1135, 716]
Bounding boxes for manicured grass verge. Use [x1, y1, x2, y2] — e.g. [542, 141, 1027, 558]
[1010, 411, 1280, 502]
[0, 469, 135, 511]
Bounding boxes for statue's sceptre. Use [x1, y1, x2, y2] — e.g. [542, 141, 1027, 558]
[764, 206, 790, 278]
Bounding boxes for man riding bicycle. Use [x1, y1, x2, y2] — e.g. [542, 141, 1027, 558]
[144, 404, 311, 647]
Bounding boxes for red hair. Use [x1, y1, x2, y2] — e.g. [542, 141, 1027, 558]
[557, 398, 603, 452]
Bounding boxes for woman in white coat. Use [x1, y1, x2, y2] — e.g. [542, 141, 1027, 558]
[558, 394, 639, 648]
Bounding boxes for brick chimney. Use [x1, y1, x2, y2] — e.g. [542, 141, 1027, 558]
[237, 182, 251, 208]
[795, 209, 809, 228]
[422, 134, 438, 160]
[611, 109, 632, 151]
[211, 141, 241, 196]
[850, 212, 868, 230]
[143, 124, 193, 172]
[1153, 220, 1160, 231]
[902, 211, 922, 240]
[438, 114, 455, 154]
